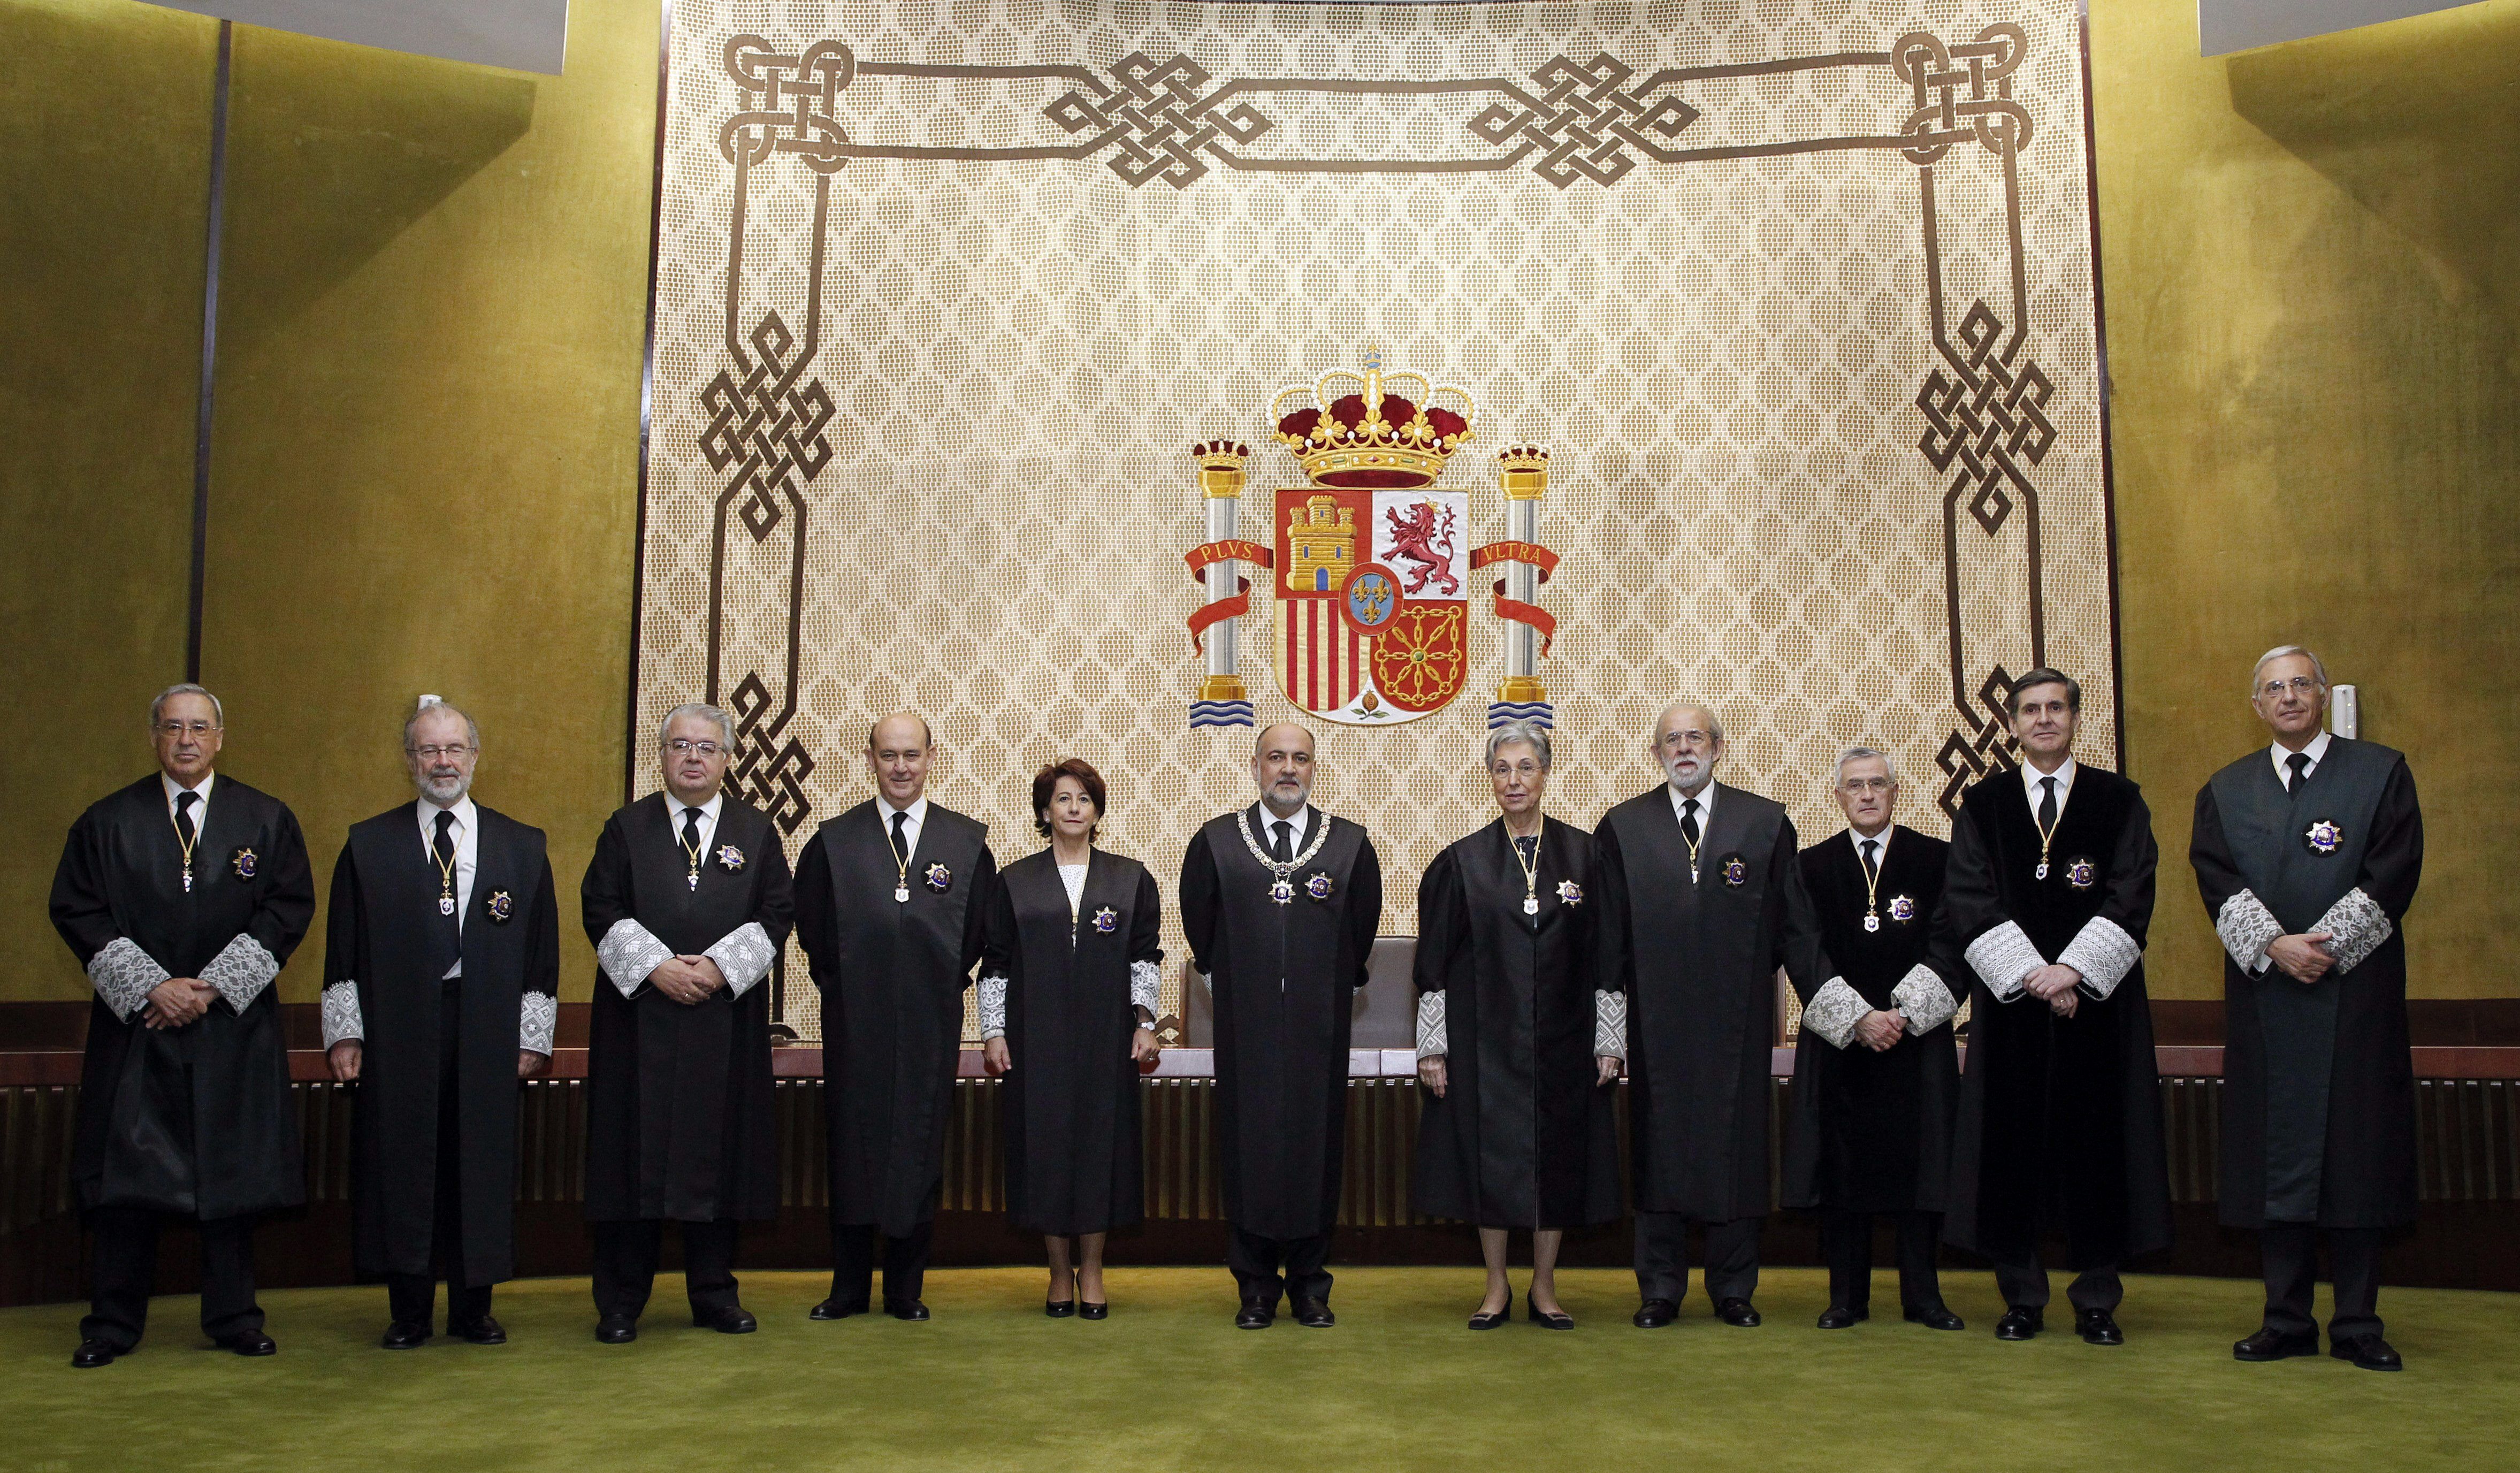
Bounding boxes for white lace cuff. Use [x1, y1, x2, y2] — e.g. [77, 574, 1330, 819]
[1799, 978, 1869, 1050]
[87, 937, 169, 1022]
[1416, 990, 1446, 1060]
[1130, 959, 1160, 1023]
[2216, 890, 2284, 975]
[705, 921, 777, 997]
[1595, 989, 1626, 1061]
[2059, 915, 2142, 1000]
[978, 974, 1008, 1040]
[2314, 887, 2393, 974]
[321, 981, 365, 1045]
[519, 991, 558, 1054]
[1964, 921, 2044, 1001]
[597, 919, 671, 997]
[199, 934, 279, 1012]
[1892, 964, 1958, 1034]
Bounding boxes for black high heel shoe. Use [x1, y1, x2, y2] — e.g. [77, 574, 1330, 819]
[1079, 1301, 1109, 1320]
[1045, 1300, 1076, 1318]
[1468, 1296, 1510, 1331]
[1526, 1292, 1575, 1330]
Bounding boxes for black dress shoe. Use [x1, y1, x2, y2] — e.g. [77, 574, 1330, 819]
[217, 1329, 277, 1356]
[451, 1316, 506, 1346]
[696, 1306, 758, 1334]
[1994, 1306, 2043, 1341]
[1235, 1300, 1276, 1330]
[595, 1314, 638, 1344]
[70, 1339, 119, 1369]
[1293, 1296, 1335, 1328]
[1716, 1298, 1761, 1328]
[1632, 1297, 1678, 1329]
[2075, 1308, 2124, 1346]
[2234, 1326, 2319, 1362]
[380, 1321, 432, 1350]
[1525, 1293, 1574, 1331]
[1815, 1304, 1866, 1330]
[1904, 1304, 1966, 1332]
[1468, 1306, 1509, 1330]
[2331, 1333, 2403, 1371]
[884, 1298, 930, 1322]
[1079, 1301, 1109, 1321]
[810, 1297, 868, 1321]
[1045, 1299, 1077, 1318]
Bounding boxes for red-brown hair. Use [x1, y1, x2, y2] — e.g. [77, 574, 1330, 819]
[1032, 758, 1106, 839]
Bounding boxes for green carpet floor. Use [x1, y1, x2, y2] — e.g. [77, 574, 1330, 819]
[2, 1268, 2512, 1472]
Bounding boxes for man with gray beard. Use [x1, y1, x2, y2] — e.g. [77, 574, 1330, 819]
[322, 697, 558, 1348]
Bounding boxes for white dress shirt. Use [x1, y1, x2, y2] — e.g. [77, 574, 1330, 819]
[2270, 730, 2333, 790]
[419, 795, 479, 978]
[670, 789, 726, 857]
[162, 770, 215, 826]
[1849, 823, 1893, 868]
[2021, 756, 2077, 822]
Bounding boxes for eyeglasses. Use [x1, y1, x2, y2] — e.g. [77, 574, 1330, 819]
[1658, 732, 1717, 751]
[668, 739, 725, 757]
[407, 744, 476, 760]
[1839, 777, 1894, 793]
[2258, 677, 2323, 698]
[153, 721, 220, 737]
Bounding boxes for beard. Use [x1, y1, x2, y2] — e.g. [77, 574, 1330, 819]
[416, 772, 470, 807]
[1661, 753, 1708, 790]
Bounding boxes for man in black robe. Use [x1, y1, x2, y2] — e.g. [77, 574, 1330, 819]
[1180, 721, 1383, 1329]
[49, 683, 315, 1368]
[793, 712, 995, 1322]
[1785, 745, 1966, 1332]
[321, 698, 559, 1348]
[581, 701, 794, 1342]
[1945, 668, 2171, 1346]
[1597, 700, 1841, 1330]
[2193, 646, 2423, 1372]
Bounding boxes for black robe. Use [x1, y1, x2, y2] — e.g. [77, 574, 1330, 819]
[324, 802, 559, 1283]
[1783, 826, 1965, 1214]
[1944, 763, 2173, 1264]
[1597, 783, 1834, 1223]
[580, 792, 794, 1223]
[793, 799, 995, 1238]
[2192, 739, 2423, 1230]
[49, 774, 315, 1220]
[982, 848, 1160, 1237]
[1410, 817, 1620, 1230]
[1180, 806, 1383, 1241]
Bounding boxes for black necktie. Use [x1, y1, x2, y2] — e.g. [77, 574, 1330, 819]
[174, 790, 199, 851]
[433, 810, 462, 952]
[684, 806, 706, 876]
[1271, 820, 1294, 864]
[1860, 838, 1880, 886]
[891, 809, 911, 859]
[1514, 834, 1538, 866]
[2287, 752, 2311, 793]
[2037, 776, 2058, 831]
[1681, 797, 1701, 848]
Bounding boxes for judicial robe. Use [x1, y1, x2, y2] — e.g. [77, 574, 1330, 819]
[581, 792, 794, 1223]
[49, 774, 315, 1219]
[982, 848, 1160, 1237]
[1782, 827, 1965, 1215]
[1180, 807, 1384, 1242]
[793, 799, 995, 1238]
[1598, 783, 1835, 1222]
[1410, 818, 1620, 1230]
[1943, 763, 2173, 1265]
[2191, 739, 2423, 1230]
[324, 802, 560, 1284]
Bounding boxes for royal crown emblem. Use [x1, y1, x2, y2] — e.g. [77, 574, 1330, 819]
[1182, 348, 1562, 730]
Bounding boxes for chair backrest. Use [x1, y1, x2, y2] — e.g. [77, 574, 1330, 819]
[1180, 935, 1419, 1048]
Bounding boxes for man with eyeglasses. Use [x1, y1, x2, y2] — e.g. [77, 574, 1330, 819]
[793, 712, 998, 1322]
[2191, 647, 2423, 1372]
[1943, 668, 2170, 1347]
[49, 683, 315, 1368]
[1783, 746, 1968, 1332]
[1595, 700, 1842, 1331]
[579, 702, 795, 1342]
[319, 697, 559, 1348]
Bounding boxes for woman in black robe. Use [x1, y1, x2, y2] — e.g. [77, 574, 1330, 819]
[979, 758, 1163, 1318]
[1412, 720, 1622, 1330]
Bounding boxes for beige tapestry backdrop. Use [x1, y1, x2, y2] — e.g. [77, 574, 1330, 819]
[636, 0, 2113, 1040]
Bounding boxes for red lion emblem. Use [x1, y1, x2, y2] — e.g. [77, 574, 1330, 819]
[1383, 500, 1461, 596]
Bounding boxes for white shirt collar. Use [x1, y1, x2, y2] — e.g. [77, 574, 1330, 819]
[1849, 823, 1892, 860]
[162, 771, 215, 814]
[2270, 730, 2333, 783]
[1667, 779, 1716, 830]
[1250, 801, 1314, 848]
[879, 793, 930, 830]
[418, 793, 478, 835]
[2021, 756, 2077, 806]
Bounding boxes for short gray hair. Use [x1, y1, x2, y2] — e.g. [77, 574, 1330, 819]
[660, 701, 735, 749]
[404, 694, 480, 751]
[1485, 719, 1553, 770]
[2250, 645, 2329, 697]
[149, 682, 222, 727]
[1653, 699, 1725, 743]
[1835, 745, 1899, 785]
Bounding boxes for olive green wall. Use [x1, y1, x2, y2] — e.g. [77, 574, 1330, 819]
[4, 0, 2514, 1004]
[2093, 0, 2520, 998]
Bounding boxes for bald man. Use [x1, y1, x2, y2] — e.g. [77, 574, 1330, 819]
[794, 714, 997, 1321]
[1180, 722, 1384, 1329]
